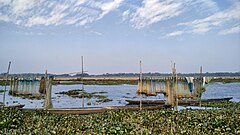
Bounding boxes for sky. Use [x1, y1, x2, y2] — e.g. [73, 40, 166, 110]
[0, 0, 240, 74]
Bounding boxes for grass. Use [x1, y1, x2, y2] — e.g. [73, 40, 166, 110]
[0, 101, 239, 134]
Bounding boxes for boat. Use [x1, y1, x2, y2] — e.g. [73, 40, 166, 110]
[126, 97, 233, 105]
[3, 104, 25, 108]
[21, 105, 171, 115]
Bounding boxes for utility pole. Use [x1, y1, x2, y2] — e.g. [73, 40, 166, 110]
[3, 61, 11, 106]
[140, 60, 142, 111]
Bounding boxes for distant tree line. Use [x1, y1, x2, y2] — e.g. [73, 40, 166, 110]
[0, 72, 239, 78]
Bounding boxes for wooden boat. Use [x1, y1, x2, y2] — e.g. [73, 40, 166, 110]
[126, 97, 233, 105]
[21, 105, 171, 115]
[4, 104, 25, 108]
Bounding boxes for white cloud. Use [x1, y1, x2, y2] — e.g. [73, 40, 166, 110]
[178, 2, 240, 34]
[123, 0, 219, 29]
[26, 13, 67, 27]
[186, 0, 219, 13]
[0, 0, 124, 27]
[11, 0, 37, 16]
[0, 0, 238, 37]
[166, 31, 184, 37]
[90, 30, 103, 36]
[0, 0, 11, 5]
[0, 14, 9, 22]
[219, 26, 240, 35]
[75, 0, 87, 6]
[99, 0, 123, 18]
[129, 0, 183, 29]
[122, 10, 129, 21]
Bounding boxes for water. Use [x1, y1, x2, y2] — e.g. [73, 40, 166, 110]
[202, 82, 240, 102]
[0, 82, 239, 108]
[178, 106, 219, 111]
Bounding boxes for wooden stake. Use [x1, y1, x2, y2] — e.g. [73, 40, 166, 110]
[140, 60, 142, 111]
[81, 56, 84, 108]
[175, 64, 178, 111]
[199, 66, 202, 107]
[81, 56, 84, 90]
[3, 61, 11, 106]
[44, 70, 48, 94]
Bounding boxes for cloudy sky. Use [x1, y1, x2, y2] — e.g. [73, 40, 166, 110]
[0, 0, 239, 74]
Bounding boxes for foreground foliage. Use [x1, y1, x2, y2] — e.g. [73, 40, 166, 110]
[0, 102, 239, 134]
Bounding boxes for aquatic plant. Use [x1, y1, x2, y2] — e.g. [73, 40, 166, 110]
[0, 101, 239, 134]
[56, 89, 112, 103]
[96, 98, 113, 103]
[55, 89, 83, 96]
[201, 101, 240, 111]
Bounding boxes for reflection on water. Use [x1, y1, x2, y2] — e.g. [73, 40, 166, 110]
[0, 82, 239, 108]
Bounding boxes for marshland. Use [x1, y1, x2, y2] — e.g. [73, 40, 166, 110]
[0, 75, 240, 134]
[1, 0, 240, 134]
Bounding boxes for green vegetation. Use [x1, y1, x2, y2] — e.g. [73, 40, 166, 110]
[56, 89, 112, 103]
[201, 101, 240, 111]
[55, 89, 84, 96]
[53, 80, 138, 85]
[8, 91, 44, 100]
[0, 80, 10, 86]
[0, 90, 4, 93]
[210, 78, 240, 83]
[0, 101, 239, 134]
[96, 98, 113, 103]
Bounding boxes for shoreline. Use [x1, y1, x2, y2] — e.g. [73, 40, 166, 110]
[1, 76, 240, 86]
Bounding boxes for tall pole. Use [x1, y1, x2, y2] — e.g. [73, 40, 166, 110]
[199, 66, 202, 107]
[81, 56, 84, 108]
[81, 56, 84, 90]
[3, 61, 11, 106]
[200, 66, 202, 76]
[140, 60, 142, 110]
[171, 62, 177, 110]
[175, 64, 178, 111]
[44, 70, 48, 94]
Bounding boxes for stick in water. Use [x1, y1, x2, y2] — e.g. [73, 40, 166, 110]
[3, 61, 11, 106]
[140, 60, 142, 110]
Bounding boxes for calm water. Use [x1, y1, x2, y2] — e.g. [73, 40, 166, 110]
[0, 82, 239, 108]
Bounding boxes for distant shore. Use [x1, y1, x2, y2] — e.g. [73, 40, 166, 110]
[0, 76, 240, 86]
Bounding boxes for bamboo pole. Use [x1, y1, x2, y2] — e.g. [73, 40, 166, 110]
[81, 56, 84, 108]
[10, 77, 13, 95]
[139, 60, 142, 111]
[199, 66, 202, 107]
[3, 61, 11, 106]
[44, 70, 48, 94]
[175, 64, 178, 111]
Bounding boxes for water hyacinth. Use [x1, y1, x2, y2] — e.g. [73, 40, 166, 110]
[0, 101, 239, 134]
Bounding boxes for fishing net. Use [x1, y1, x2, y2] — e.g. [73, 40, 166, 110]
[137, 77, 206, 99]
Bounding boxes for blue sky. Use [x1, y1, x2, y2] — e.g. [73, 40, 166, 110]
[0, 0, 239, 74]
